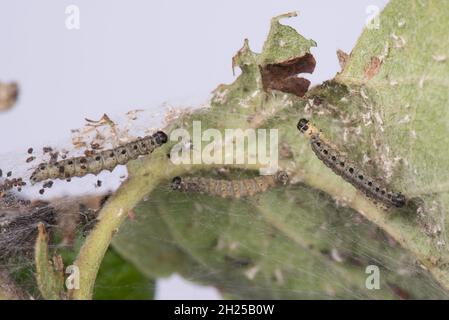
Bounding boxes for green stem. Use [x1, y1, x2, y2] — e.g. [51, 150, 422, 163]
[70, 156, 188, 300]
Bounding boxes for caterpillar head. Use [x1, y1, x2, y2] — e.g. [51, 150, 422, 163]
[153, 131, 168, 145]
[297, 118, 309, 133]
[276, 171, 290, 185]
[171, 176, 182, 190]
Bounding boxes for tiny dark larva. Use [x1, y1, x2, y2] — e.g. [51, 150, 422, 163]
[297, 118, 406, 208]
[171, 171, 289, 199]
[30, 131, 168, 184]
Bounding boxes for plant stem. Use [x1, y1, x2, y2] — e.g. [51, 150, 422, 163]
[70, 156, 187, 300]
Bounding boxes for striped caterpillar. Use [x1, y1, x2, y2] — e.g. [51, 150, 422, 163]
[297, 118, 406, 208]
[30, 131, 168, 184]
[171, 171, 289, 199]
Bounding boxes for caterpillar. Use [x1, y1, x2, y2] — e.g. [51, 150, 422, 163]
[30, 131, 168, 184]
[171, 171, 289, 199]
[297, 118, 406, 208]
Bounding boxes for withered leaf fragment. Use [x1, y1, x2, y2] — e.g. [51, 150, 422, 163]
[260, 52, 316, 97]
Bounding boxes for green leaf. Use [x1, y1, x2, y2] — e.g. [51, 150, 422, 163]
[259, 12, 316, 64]
[81, 4, 449, 299]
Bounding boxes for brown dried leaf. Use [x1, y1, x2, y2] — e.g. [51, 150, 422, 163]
[260, 52, 316, 97]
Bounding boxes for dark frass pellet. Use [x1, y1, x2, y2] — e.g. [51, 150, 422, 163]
[6, 171, 12, 177]
[27, 147, 33, 154]
[43, 181, 53, 188]
[96, 180, 102, 187]
[26, 156, 36, 163]
[39, 189, 45, 195]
